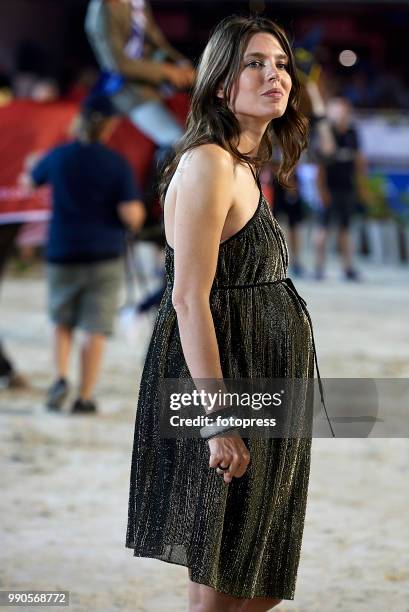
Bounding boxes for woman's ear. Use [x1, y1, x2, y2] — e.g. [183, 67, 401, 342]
[216, 82, 225, 99]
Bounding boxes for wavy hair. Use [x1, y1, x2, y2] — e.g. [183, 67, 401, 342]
[159, 14, 309, 203]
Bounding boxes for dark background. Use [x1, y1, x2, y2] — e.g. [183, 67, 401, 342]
[1, 0, 408, 107]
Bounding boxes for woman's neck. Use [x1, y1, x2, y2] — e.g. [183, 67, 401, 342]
[235, 120, 269, 158]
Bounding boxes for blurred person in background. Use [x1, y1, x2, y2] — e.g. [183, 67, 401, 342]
[85, 0, 196, 207]
[314, 95, 369, 281]
[0, 72, 62, 389]
[24, 93, 146, 414]
[271, 78, 337, 279]
[273, 171, 309, 278]
[0, 223, 28, 389]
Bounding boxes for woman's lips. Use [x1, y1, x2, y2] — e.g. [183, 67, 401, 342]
[262, 92, 283, 100]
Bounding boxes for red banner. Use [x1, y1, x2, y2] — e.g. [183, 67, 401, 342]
[0, 99, 78, 223]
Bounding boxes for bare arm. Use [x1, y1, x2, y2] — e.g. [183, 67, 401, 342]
[171, 145, 233, 382]
[117, 200, 146, 233]
[19, 151, 48, 189]
[305, 80, 336, 157]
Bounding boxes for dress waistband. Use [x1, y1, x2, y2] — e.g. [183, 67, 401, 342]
[211, 276, 335, 437]
[210, 278, 288, 291]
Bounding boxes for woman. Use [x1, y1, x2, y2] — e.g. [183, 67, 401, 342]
[127, 15, 327, 611]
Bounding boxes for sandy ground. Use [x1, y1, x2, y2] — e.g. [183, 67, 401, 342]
[1, 248, 409, 612]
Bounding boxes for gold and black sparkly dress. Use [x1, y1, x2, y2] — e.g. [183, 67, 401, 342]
[126, 170, 323, 600]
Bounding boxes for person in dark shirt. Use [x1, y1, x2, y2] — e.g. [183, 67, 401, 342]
[314, 96, 369, 281]
[32, 140, 139, 264]
[29, 93, 146, 414]
[273, 171, 309, 278]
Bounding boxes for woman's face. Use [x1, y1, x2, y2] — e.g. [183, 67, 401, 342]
[222, 32, 292, 121]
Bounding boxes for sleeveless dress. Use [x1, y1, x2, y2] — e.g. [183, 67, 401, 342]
[126, 171, 328, 600]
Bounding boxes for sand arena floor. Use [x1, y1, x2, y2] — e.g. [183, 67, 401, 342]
[1, 253, 408, 612]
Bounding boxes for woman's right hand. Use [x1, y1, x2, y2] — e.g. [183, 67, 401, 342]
[208, 429, 250, 484]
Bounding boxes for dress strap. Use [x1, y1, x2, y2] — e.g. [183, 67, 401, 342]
[248, 162, 262, 192]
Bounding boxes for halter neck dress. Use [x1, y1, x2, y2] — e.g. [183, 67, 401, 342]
[126, 169, 329, 600]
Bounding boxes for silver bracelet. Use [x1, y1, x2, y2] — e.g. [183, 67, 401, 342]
[200, 415, 240, 440]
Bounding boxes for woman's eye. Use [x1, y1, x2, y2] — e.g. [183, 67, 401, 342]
[247, 61, 288, 70]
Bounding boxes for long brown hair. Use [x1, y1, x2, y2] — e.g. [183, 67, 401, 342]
[159, 14, 309, 203]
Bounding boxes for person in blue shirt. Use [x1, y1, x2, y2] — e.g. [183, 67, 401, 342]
[29, 93, 146, 414]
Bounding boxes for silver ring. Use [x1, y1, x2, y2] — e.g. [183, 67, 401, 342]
[216, 463, 230, 476]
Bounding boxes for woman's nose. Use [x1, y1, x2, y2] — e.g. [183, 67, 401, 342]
[266, 67, 279, 81]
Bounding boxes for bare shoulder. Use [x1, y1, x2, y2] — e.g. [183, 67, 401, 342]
[178, 144, 234, 182]
[170, 145, 236, 295]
